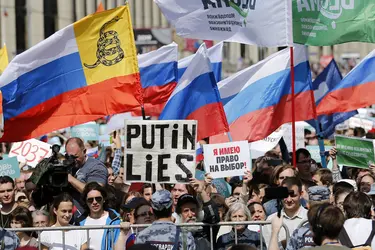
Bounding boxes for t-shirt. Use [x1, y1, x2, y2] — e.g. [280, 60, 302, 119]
[40, 226, 87, 250]
[83, 214, 109, 250]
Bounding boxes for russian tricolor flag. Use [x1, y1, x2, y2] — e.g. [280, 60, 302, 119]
[212, 45, 315, 143]
[159, 43, 229, 140]
[178, 42, 223, 82]
[134, 43, 178, 116]
[318, 49, 375, 116]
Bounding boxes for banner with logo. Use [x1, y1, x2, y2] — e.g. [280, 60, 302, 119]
[71, 123, 99, 141]
[155, 0, 293, 47]
[0, 157, 20, 179]
[203, 141, 250, 179]
[124, 120, 197, 183]
[293, 0, 375, 45]
[335, 135, 375, 169]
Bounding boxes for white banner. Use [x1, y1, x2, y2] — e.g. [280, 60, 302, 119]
[9, 139, 52, 167]
[282, 123, 305, 152]
[249, 129, 284, 159]
[203, 141, 250, 179]
[348, 117, 373, 131]
[154, 0, 293, 47]
[124, 120, 197, 183]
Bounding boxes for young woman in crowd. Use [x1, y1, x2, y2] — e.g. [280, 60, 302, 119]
[10, 206, 38, 247]
[40, 193, 88, 250]
[247, 202, 267, 233]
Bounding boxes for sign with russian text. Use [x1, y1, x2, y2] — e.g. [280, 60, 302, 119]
[203, 141, 250, 179]
[0, 157, 20, 179]
[335, 135, 375, 169]
[9, 139, 52, 168]
[71, 123, 99, 141]
[124, 120, 197, 183]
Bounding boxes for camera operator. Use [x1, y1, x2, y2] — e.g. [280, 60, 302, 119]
[65, 138, 108, 214]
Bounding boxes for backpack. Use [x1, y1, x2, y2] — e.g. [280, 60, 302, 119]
[339, 221, 375, 250]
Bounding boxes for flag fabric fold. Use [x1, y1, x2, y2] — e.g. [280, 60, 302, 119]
[133, 42, 178, 117]
[178, 42, 223, 82]
[0, 6, 142, 142]
[159, 43, 229, 140]
[307, 59, 357, 137]
[212, 45, 315, 143]
[317, 49, 375, 116]
[154, 0, 293, 47]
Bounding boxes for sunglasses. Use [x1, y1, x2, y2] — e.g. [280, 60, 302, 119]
[87, 196, 103, 204]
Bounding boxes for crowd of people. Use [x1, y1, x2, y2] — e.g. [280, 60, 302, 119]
[0, 125, 374, 250]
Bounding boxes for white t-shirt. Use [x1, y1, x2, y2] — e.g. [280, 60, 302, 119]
[83, 214, 109, 250]
[343, 218, 375, 249]
[40, 226, 87, 250]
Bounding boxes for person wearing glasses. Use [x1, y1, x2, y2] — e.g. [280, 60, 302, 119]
[296, 149, 315, 181]
[264, 177, 308, 249]
[75, 182, 122, 250]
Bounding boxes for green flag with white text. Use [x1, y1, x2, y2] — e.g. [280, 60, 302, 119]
[293, 0, 375, 45]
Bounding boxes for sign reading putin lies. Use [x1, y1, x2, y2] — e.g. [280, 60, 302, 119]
[203, 141, 250, 179]
[124, 120, 197, 183]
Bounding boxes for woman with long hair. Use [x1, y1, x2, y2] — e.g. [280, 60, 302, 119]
[40, 193, 88, 250]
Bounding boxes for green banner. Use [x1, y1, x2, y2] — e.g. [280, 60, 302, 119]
[292, 0, 375, 45]
[335, 135, 375, 169]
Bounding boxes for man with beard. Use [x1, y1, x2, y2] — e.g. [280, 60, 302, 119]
[176, 178, 220, 249]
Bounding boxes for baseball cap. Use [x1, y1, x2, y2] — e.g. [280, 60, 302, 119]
[308, 186, 330, 202]
[176, 194, 199, 214]
[121, 197, 149, 211]
[151, 190, 173, 211]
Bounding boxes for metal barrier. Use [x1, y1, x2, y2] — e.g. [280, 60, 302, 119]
[7, 221, 290, 250]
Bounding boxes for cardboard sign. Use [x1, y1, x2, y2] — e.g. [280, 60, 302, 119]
[0, 157, 20, 179]
[249, 129, 284, 159]
[203, 141, 250, 179]
[9, 139, 52, 168]
[282, 123, 305, 152]
[124, 120, 197, 183]
[335, 135, 375, 169]
[71, 123, 99, 141]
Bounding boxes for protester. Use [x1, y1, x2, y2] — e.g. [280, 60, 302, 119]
[210, 193, 228, 222]
[76, 182, 121, 250]
[332, 183, 354, 212]
[265, 177, 308, 247]
[357, 173, 375, 193]
[107, 167, 116, 186]
[285, 186, 331, 250]
[31, 210, 49, 227]
[296, 149, 314, 181]
[10, 206, 38, 247]
[141, 184, 153, 202]
[0, 176, 18, 228]
[40, 193, 88, 250]
[216, 202, 266, 250]
[340, 191, 375, 249]
[312, 169, 333, 187]
[135, 190, 196, 250]
[15, 175, 26, 193]
[247, 202, 266, 233]
[176, 178, 220, 249]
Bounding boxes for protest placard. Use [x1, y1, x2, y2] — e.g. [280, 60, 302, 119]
[0, 157, 20, 179]
[335, 135, 375, 169]
[71, 123, 99, 141]
[348, 117, 374, 131]
[9, 139, 52, 168]
[282, 123, 305, 152]
[124, 120, 197, 183]
[203, 141, 250, 179]
[249, 129, 284, 159]
[306, 145, 333, 169]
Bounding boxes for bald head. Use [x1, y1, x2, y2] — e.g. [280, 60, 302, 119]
[66, 137, 86, 168]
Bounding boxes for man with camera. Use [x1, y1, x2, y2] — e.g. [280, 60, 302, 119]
[65, 137, 108, 214]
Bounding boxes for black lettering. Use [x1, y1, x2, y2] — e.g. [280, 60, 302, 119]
[172, 124, 178, 149]
[141, 125, 155, 149]
[242, 0, 249, 8]
[220, 164, 225, 171]
[145, 154, 153, 182]
[216, 0, 230, 7]
[155, 124, 169, 149]
[126, 125, 140, 149]
[214, 165, 219, 172]
[175, 154, 193, 182]
[183, 124, 196, 150]
[249, 0, 256, 9]
[202, 0, 217, 9]
[125, 154, 141, 181]
[210, 165, 215, 172]
[231, 0, 241, 7]
[158, 154, 171, 182]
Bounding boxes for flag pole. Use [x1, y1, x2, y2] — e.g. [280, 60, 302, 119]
[290, 47, 297, 168]
[141, 105, 146, 120]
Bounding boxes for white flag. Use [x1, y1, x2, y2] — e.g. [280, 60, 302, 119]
[154, 0, 293, 47]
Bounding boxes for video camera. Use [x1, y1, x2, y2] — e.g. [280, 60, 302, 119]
[30, 144, 77, 207]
